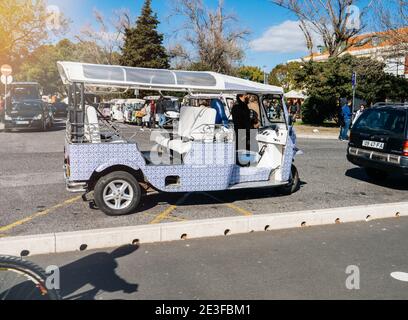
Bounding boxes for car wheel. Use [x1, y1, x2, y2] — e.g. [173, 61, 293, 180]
[365, 168, 388, 181]
[94, 171, 141, 216]
[277, 165, 300, 195]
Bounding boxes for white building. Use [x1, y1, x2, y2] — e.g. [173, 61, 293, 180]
[292, 27, 408, 78]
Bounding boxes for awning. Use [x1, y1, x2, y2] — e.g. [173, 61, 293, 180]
[57, 61, 284, 95]
[284, 90, 307, 100]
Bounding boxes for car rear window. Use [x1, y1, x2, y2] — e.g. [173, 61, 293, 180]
[353, 108, 407, 136]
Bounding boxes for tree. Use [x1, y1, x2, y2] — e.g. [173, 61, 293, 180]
[296, 55, 408, 124]
[0, 0, 68, 66]
[170, 0, 249, 74]
[376, 0, 407, 43]
[236, 66, 264, 83]
[120, 0, 169, 69]
[76, 9, 127, 65]
[16, 40, 77, 95]
[374, 0, 408, 76]
[269, 62, 302, 91]
[270, 0, 370, 57]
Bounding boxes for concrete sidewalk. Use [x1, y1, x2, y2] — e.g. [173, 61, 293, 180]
[29, 217, 408, 300]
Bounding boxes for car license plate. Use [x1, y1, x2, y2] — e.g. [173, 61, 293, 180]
[16, 121, 29, 125]
[362, 140, 384, 150]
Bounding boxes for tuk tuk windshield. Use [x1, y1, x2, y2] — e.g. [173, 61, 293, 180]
[262, 95, 286, 124]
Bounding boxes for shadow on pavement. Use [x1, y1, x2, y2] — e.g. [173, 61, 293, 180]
[0, 245, 139, 300]
[345, 168, 408, 191]
[60, 244, 139, 300]
[126, 180, 308, 214]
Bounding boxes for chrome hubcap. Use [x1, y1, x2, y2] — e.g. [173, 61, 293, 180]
[103, 180, 134, 210]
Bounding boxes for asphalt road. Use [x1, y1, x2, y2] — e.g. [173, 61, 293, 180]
[0, 120, 407, 237]
[28, 217, 408, 300]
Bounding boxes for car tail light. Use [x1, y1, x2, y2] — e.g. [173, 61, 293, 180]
[403, 141, 408, 156]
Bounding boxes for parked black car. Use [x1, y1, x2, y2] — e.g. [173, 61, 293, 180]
[4, 83, 53, 132]
[4, 100, 54, 132]
[52, 102, 68, 118]
[347, 103, 408, 180]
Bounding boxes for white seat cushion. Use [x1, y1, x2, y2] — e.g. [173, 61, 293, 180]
[156, 107, 216, 154]
[178, 107, 216, 141]
[84, 105, 101, 143]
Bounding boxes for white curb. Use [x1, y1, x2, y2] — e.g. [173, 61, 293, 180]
[0, 202, 407, 257]
[297, 134, 338, 140]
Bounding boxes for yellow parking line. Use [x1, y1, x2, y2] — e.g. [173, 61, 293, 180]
[201, 192, 253, 217]
[0, 196, 82, 234]
[149, 193, 191, 224]
[142, 212, 187, 222]
[224, 203, 253, 217]
[149, 205, 178, 224]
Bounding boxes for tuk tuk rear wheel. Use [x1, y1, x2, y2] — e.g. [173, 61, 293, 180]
[94, 171, 141, 216]
[277, 165, 300, 195]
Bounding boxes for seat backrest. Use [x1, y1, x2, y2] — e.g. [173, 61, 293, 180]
[211, 99, 229, 127]
[84, 105, 101, 143]
[178, 107, 217, 141]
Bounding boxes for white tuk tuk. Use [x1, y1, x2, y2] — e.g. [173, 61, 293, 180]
[144, 95, 181, 127]
[58, 61, 301, 216]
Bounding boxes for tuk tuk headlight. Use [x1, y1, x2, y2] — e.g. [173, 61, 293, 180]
[33, 114, 43, 120]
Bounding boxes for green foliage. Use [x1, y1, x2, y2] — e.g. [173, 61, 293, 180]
[236, 66, 264, 83]
[269, 62, 302, 91]
[16, 40, 77, 95]
[296, 55, 408, 124]
[120, 0, 169, 69]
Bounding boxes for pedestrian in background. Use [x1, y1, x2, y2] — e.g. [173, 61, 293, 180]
[141, 102, 151, 130]
[339, 98, 352, 141]
[0, 97, 4, 123]
[156, 97, 166, 128]
[150, 100, 156, 128]
[352, 104, 366, 126]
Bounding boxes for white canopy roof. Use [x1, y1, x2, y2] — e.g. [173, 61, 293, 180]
[284, 90, 307, 100]
[57, 61, 283, 95]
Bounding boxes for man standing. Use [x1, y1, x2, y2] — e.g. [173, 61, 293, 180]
[232, 94, 251, 151]
[156, 97, 166, 128]
[0, 97, 4, 124]
[339, 98, 352, 141]
[352, 104, 365, 126]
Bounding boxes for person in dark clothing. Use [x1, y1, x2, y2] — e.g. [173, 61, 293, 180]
[231, 94, 251, 151]
[339, 98, 352, 141]
[156, 97, 166, 128]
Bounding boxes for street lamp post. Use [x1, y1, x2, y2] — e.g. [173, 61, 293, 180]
[263, 66, 268, 85]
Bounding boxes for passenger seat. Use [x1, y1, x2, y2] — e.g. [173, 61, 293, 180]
[155, 106, 217, 155]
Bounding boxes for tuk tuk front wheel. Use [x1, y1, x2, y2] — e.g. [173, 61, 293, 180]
[94, 171, 141, 216]
[277, 165, 300, 196]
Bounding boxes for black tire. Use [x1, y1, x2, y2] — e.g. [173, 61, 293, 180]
[0, 255, 61, 300]
[94, 171, 141, 216]
[277, 165, 300, 195]
[365, 168, 388, 181]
